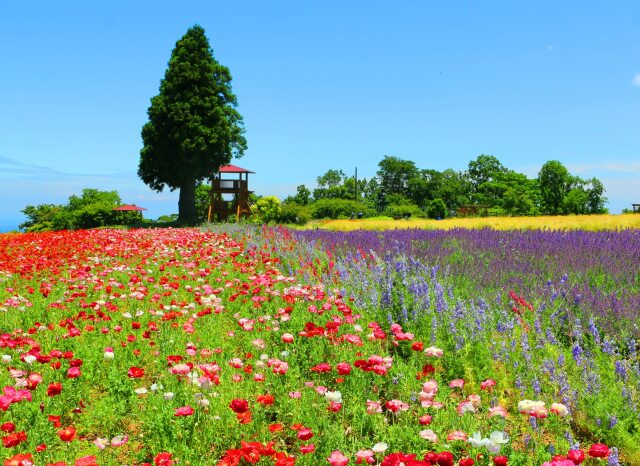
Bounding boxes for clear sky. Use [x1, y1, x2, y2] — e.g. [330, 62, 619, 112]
[1, 1, 639, 231]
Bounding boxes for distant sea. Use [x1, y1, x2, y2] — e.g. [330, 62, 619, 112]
[0, 222, 20, 233]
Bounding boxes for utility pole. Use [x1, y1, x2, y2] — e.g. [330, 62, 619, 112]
[354, 167, 358, 202]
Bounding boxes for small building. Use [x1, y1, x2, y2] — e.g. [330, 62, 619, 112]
[633, 204, 640, 213]
[208, 164, 255, 222]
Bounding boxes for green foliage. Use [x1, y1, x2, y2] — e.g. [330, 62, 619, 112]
[156, 214, 179, 223]
[251, 196, 281, 223]
[467, 154, 508, 199]
[310, 198, 373, 219]
[288, 155, 606, 223]
[376, 155, 419, 199]
[20, 188, 138, 231]
[20, 204, 64, 232]
[384, 203, 423, 220]
[426, 198, 447, 219]
[538, 160, 571, 214]
[286, 185, 311, 206]
[276, 203, 311, 225]
[195, 183, 212, 223]
[138, 25, 246, 224]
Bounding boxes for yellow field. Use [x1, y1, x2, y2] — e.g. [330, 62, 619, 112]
[312, 213, 640, 231]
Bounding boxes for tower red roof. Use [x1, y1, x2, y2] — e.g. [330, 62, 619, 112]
[218, 164, 255, 174]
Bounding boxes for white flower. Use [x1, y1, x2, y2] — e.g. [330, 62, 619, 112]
[325, 390, 343, 403]
[419, 429, 438, 443]
[424, 346, 444, 357]
[468, 432, 485, 448]
[24, 355, 37, 365]
[485, 440, 501, 454]
[550, 402, 569, 416]
[372, 442, 388, 453]
[134, 387, 148, 395]
[103, 351, 115, 361]
[1, 355, 12, 364]
[163, 392, 175, 400]
[489, 431, 509, 445]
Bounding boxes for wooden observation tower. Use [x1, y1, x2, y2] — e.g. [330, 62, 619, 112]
[208, 164, 255, 222]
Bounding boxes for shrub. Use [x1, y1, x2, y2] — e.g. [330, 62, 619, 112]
[427, 198, 447, 219]
[384, 203, 423, 220]
[251, 196, 281, 223]
[310, 199, 373, 220]
[276, 203, 311, 225]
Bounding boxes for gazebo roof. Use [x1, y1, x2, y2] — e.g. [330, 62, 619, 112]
[113, 205, 147, 211]
[218, 164, 255, 174]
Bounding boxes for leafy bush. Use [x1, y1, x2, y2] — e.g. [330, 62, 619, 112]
[250, 196, 281, 223]
[427, 198, 447, 219]
[384, 203, 423, 220]
[276, 203, 311, 225]
[310, 199, 373, 219]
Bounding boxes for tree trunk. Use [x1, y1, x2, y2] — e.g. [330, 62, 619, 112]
[178, 179, 197, 225]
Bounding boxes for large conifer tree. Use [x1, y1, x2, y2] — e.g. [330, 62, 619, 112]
[139, 25, 246, 223]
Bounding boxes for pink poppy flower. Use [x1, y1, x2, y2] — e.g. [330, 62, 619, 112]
[300, 444, 316, 454]
[449, 379, 465, 389]
[420, 429, 438, 442]
[446, 430, 468, 441]
[174, 406, 194, 417]
[424, 346, 444, 357]
[111, 435, 129, 447]
[422, 380, 438, 394]
[328, 450, 349, 466]
[489, 406, 508, 418]
[366, 400, 382, 414]
[480, 378, 496, 390]
[355, 449, 375, 464]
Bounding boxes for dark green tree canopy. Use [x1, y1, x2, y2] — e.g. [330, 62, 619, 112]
[139, 25, 246, 223]
[538, 160, 571, 215]
[376, 155, 419, 198]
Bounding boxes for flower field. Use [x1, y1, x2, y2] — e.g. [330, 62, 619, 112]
[0, 227, 638, 466]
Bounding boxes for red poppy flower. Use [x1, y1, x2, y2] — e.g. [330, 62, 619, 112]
[588, 444, 609, 458]
[75, 456, 98, 466]
[229, 398, 249, 413]
[127, 367, 145, 378]
[268, 423, 283, 433]
[4, 452, 33, 466]
[567, 449, 585, 465]
[58, 426, 76, 442]
[154, 452, 174, 466]
[493, 456, 508, 466]
[437, 451, 454, 466]
[47, 382, 62, 397]
[256, 394, 274, 406]
[0, 423, 15, 433]
[2, 431, 27, 447]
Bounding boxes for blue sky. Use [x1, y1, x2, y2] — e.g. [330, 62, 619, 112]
[1, 1, 639, 230]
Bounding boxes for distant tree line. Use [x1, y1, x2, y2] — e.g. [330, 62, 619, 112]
[20, 189, 141, 232]
[20, 156, 608, 231]
[252, 154, 607, 223]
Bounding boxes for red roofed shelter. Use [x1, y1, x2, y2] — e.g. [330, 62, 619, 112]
[113, 204, 147, 224]
[113, 204, 147, 212]
[208, 165, 254, 222]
